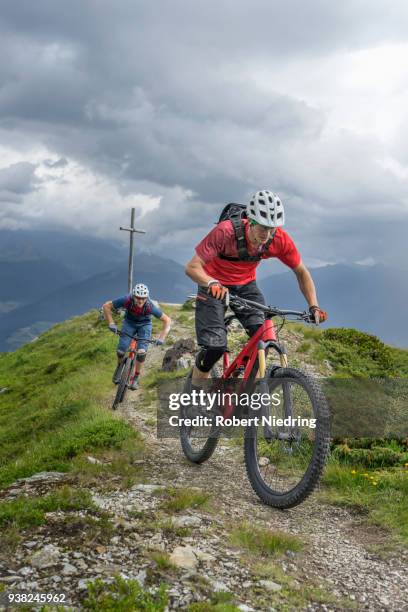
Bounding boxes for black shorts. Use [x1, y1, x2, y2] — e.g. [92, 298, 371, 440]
[195, 281, 266, 349]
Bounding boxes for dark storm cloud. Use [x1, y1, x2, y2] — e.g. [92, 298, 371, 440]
[0, 0, 407, 265]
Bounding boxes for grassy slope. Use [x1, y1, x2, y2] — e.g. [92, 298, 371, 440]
[1, 307, 407, 546]
[287, 322, 408, 545]
[0, 310, 141, 489]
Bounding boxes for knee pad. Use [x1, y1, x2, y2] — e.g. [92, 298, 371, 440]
[195, 347, 225, 373]
[136, 350, 147, 363]
[246, 324, 262, 337]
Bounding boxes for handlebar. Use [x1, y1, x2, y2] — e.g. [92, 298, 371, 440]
[187, 291, 314, 323]
[228, 294, 313, 323]
[115, 329, 157, 342]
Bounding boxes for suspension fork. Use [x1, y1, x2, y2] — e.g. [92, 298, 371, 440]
[260, 340, 290, 441]
[256, 340, 267, 378]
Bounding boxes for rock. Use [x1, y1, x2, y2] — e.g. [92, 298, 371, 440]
[132, 483, 163, 493]
[19, 567, 33, 576]
[6, 488, 20, 497]
[62, 563, 78, 576]
[323, 359, 333, 371]
[258, 457, 269, 466]
[176, 356, 193, 370]
[0, 576, 20, 583]
[259, 579, 282, 592]
[136, 569, 147, 586]
[172, 515, 202, 528]
[87, 456, 102, 465]
[169, 546, 198, 569]
[0, 387, 9, 394]
[91, 493, 106, 508]
[15, 472, 66, 485]
[210, 580, 229, 592]
[31, 544, 61, 568]
[238, 605, 255, 612]
[51, 575, 62, 583]
[162, 338, 195, 371]
[78, 579, 90, 591]
[194, 550, 216, 562]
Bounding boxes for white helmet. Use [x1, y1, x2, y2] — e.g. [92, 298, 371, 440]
[132, 283, 149, 298]
[247, 190, 285, 227]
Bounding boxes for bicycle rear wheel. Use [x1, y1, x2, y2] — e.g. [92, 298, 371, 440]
[179, 366, 221, 464]
[244, 367, 330, 508]
[112, 358, 132, 410]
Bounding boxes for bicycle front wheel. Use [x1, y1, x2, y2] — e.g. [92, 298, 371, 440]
[244, 367, 330, 508]
[112, 358, 132, 410]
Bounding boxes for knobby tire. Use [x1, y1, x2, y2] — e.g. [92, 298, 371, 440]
[112, 358, 132, 410]
[244, 367, 330, 509]
[179, 366, 221, 464]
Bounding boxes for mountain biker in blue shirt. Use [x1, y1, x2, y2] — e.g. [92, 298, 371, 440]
[103, 283, 171, 390]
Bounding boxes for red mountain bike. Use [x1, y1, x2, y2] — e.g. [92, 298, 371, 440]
[180, 295, 331, 509]
[112, 331, 155, 410]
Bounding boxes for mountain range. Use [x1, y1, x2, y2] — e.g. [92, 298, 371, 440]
[0, 229, 406, 351]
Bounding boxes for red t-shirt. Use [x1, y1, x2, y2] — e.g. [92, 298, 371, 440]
[195, 219, 301, 286]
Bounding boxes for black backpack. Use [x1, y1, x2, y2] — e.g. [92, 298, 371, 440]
[217, 203, 274, 262]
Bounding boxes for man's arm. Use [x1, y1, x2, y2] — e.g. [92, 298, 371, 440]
[292, 262, 319, 308]
[185, 254, 215, 286]
[158, 313, 172, 341]
[102, 300, 115, 326]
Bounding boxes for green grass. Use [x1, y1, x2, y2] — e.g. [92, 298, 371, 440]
[147, 517, 193, 538]
[150, 550, 176, 570]
[188, 603, 239, 612]
[315, 328, 397, 376]
[159, 486, 211, 513]
[321, 463, 408, 544]
[188, 591, 239, 612]
[142, 368, 190, 389]
[229, 523, 303, 557]
[0, 485, 95, 530]
[298, 341, 311, 353]
[82, 576, 168, 611]
[0, 311, 142, 488]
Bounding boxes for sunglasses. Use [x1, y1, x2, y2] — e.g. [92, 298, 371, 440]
[250, 220, 276, 232]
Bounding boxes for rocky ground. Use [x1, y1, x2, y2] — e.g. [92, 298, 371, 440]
[0, 313, 407, 611]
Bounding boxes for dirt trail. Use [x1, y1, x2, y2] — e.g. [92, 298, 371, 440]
[116, 335, 408, 612]
[1, 321, 407, 611]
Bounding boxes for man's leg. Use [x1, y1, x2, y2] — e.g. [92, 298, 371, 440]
[233, 281, 266, 336]
[129, 324, 151, 390]
[193, 286, 227, 380]
[113, 319, 133, 383]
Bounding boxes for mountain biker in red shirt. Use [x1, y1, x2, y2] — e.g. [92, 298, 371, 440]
[185, 190, 327, 379]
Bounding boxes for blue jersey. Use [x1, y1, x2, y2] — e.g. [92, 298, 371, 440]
[112, 295, 163, 324]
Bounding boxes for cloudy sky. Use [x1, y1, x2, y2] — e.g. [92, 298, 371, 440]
[1, 0, 408, 268]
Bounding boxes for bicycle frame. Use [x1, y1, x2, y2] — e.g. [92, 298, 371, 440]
[212, 297, 305, 419]
[117, 331, 155, 383]
[222, 318, 286, 379]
